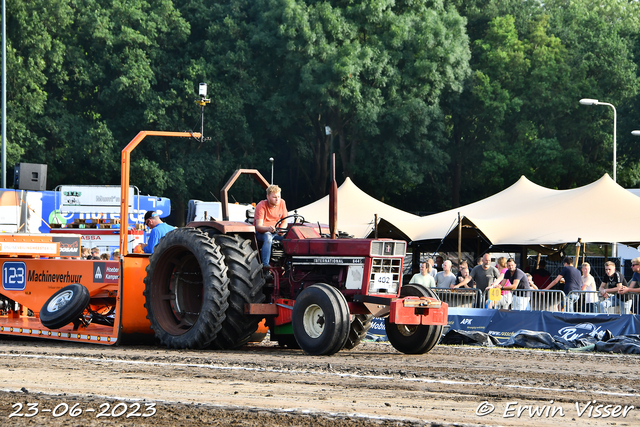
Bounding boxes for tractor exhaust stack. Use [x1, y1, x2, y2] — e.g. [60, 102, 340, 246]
[329, 154, 338, 239]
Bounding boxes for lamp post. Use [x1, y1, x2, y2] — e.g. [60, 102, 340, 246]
[269, 157, 274, 184]
[579, 98, 617, 182]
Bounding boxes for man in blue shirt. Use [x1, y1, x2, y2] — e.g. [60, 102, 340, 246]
[141, 211, 175, 254]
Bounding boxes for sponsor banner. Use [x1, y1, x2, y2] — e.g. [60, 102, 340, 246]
[0, 241, 58, 255]
[26, 268, 83, 284]
[60, 185, 134, 213]
[369, 317, 387, 340]
[446, 307, 496, 332]
[448, 308, 640, 343]
[51, 235, 81, 257]
[93, 262, 119, 284]
[2, 261, 27, 291]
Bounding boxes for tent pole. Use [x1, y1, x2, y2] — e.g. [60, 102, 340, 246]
[536, 253, 541, 269]
[457, 212, 462, 268]
[574, 238, 581, 268]
[582, 242, 586, 264]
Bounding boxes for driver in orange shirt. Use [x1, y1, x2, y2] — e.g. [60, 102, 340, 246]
[255, 185, 288, 268]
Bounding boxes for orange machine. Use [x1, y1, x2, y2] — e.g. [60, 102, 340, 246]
[0, 131, 200, 345]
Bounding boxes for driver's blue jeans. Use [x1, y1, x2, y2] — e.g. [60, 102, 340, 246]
[256, 232, 283, 267]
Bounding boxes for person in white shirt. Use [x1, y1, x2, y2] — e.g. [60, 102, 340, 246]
[408, 262, 435, 288]
[581, 262, 598, 313]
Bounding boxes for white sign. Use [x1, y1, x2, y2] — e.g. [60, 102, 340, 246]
[0, 242, 58, 255]
[59, 186, 134, 213]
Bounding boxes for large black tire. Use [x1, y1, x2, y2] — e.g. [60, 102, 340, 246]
[385, 284, 444, 355]
[143, 228, 230, 349]
[323, 285, 351, 352]
[292, 284, 350, 356]
[209, 234, 266, 349]
[343, 314, 373, 350]
[40, 284, 90, 330]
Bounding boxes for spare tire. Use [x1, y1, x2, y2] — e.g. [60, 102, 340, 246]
[40, 284, 90, 330]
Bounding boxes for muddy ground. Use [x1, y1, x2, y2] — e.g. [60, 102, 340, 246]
[0, 337, 638, 426]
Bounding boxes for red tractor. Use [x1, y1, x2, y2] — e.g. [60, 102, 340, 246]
[0, 132, 445, 355]
[142, 166, 448, 356]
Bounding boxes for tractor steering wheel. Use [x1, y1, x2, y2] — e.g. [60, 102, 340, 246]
[274, 213, 306, 233]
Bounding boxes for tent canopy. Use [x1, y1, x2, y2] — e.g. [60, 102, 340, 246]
[381, 174, 640, 247]
[294, 177, 419, 238]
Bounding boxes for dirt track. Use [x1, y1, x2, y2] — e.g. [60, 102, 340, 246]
[1, 337, 639, 426]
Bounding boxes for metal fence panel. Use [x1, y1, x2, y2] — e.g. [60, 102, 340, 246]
[432, 288, 482, 308]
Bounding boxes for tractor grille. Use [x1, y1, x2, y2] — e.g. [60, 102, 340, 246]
[368, 257, 402, 295]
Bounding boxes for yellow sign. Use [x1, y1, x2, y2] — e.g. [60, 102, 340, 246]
[488, 287, 502, 302]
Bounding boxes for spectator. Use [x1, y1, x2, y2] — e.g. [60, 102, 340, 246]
[140, 211, 175, 254]
[112, 249, 120, 260]
[543, 257, 582, 312]
[599, 261, 631, 314]
[581, 262, 598, 313]
[427, 258, 437, 278]
[452, 265, 474, 289]
[408, 262, 435, 288]
[81, 247, 90, 259]
[435, 260, 456, 289]
[434, 256, 444, 272]
[531, 259, 552, 288]
[497, 258, 531, 310]
[254, 185, 288, 268]
[526, 274, 538, 289]
[86, 247, 100, 260]
[489, 257, 512, 309]
[459, 254, 499, 294]
[455, 260, 469, 278]
[100, 253, 109, 260]
[619, 257, 640, 297]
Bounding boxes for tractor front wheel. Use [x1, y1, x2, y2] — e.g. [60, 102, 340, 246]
[292, 284, 350, 356]
[385, 284, 443, 354]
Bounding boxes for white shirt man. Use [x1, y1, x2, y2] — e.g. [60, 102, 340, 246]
[409, 262, 435, 288]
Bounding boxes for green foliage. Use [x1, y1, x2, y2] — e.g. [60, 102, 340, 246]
[2, 0, 640, 223]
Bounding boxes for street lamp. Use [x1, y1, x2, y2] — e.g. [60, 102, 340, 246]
[580, 98, 617, 182]
[269, 157, 274, 184]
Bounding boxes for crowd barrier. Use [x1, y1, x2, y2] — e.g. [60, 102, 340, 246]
[431, 287, 640, 315]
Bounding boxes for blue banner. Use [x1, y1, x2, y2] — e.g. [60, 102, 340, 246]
[449, 308, 640, 343]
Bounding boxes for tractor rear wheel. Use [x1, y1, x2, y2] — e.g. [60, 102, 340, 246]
[292, 284, 350, 356]
[385, 284, 443, 354]
[209, 233, 266, 349]
[343, 314, 373, 350]
[143, 228, 230, 349]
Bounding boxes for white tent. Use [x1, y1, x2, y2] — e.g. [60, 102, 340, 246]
[294, 177, 419, 238]
[382, 174, 640, 246]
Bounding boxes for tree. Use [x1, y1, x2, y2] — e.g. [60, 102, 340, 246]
[444, 0, 639, 210]
[243, 0, 470, 203]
